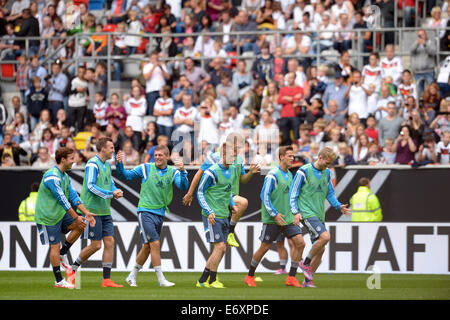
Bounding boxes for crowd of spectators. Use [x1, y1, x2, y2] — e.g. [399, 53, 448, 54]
[0, 0, 450, 169]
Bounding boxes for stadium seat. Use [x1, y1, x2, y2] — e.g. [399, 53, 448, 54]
[242, 51, 255, 73]
[0, 63, 15, 80]
[123, 55, 146, 79]
[321, 49, 340, 64]
[73, 131, 92, 150]
[88, 0, 105, 11]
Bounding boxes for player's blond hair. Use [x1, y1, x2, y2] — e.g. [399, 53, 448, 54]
[318, 147, 337, 162]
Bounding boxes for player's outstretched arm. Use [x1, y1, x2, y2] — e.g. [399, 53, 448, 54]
[115, 150, 145, 181]
[240, 163, 261, 184]
[183, 168, 203, 206]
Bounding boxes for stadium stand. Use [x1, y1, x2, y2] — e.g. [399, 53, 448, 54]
[0, 0, 449, 168]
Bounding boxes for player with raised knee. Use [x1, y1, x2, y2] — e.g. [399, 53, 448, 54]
[183, 134, 260, 248]
[35, 147, 95, 288]
[196, 141, 238, 288]
[289, 147, 351, 287]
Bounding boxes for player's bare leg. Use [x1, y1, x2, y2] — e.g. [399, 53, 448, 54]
[285, 235, 305, 287]
[300, 232, 330, 285]
[311, 247, 325, 272]
[51, 243, 73, 288]
[101, 236, 123, 287]
[275, 241, 288, 274]
[228, 196, 248, 247]
[308, 231, 330, 259]
[246, 242, 271, 287]
[60, 223, 84, 284]
[69, 239, 102, 285]
[204, 242, 227, 288]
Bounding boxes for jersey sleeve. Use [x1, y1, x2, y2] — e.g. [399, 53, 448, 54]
[260, 172, 278, 217]
[197, 169, 217, 215]
[289, 167, 307, 214]
[200, 153, 219, 171]
[85, 162, 114, 199]
[116, 161, 146, 181]
[173, 168, 189, 191]
[68, 179, 83, 208]
[43, 174, 72, 212]
[325, 169, 342, 210]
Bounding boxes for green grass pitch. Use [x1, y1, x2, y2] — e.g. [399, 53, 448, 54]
[0, 271, 449, 300]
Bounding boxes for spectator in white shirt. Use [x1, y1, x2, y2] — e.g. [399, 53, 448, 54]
[363, 52, 382, 116]
[374, 84, 396, 121]
[345, 70, 374, 123]
[153, 85, 174, 142]
[195, 96, 220, 150]
[314, 13, 336, 52]
[124, 86, 148, 150]
[93, 91, 109, 131]
[436, 130, 450, 164]
[229, 105, 245, 133]
[193, 33, 216, 58]
[125, 10, 143, 55]
[142, 51, 171, 116]
[173, 93, 198, 145]
[428, 6, 447, 40]
[293, 0, 315, 30]
[330, 0, 354, 25]
[32, 146, 56, 168]
[380, 45, 404, 86]
[333, 12, 353, 53]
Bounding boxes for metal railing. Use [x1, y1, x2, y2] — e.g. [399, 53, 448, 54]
[1, 26, 450, 96]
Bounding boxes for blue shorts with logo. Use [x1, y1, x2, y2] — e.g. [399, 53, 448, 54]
[259, 223, 302, 244]
[301, 216, 327, 244]
[202, 215, 229, 244]
[37, 213, 76, 245]
[81, 215, 114, 240]
[137, 211, 164, 243]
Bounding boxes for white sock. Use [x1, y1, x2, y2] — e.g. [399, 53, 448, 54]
[154, 265, 165, 282]
[230, 219, 237, 226]
[130, 263, 142, 278]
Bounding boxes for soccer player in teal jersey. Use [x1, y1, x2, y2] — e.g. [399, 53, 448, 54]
[35, 147, 96, 288]
[69, 137, 125, 288]
[244, 146, 305, 288]
[115, 145, 189, 287]
[196, 141, 238, 288]
[289, 147, 351, 287]
[183, 134, 260, 247]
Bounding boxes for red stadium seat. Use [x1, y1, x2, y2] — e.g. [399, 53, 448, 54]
[1, 63, 15, 79]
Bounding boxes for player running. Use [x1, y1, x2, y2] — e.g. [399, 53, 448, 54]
[183, 134, 260, 248]
[289, 147, 351, 287]
[115, 145, 189, 287]
[196, 141, 238, 288]
[244, 146, 305, 288]
[69, 137, 124, 288]
[35, 147, 96, 289]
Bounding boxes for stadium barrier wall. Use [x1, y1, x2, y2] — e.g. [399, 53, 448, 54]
[0, 222, 449, 274]
[0, 166, 449, 222]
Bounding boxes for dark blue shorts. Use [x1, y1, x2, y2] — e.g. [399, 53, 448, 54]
[37, 213, 75, 245]
[202, 215, 229, 243]
[137, 211, 164, 243]
[259, 223, 302, 244]
[301, 216, 327, 244]
[81, 215, 114, 240]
